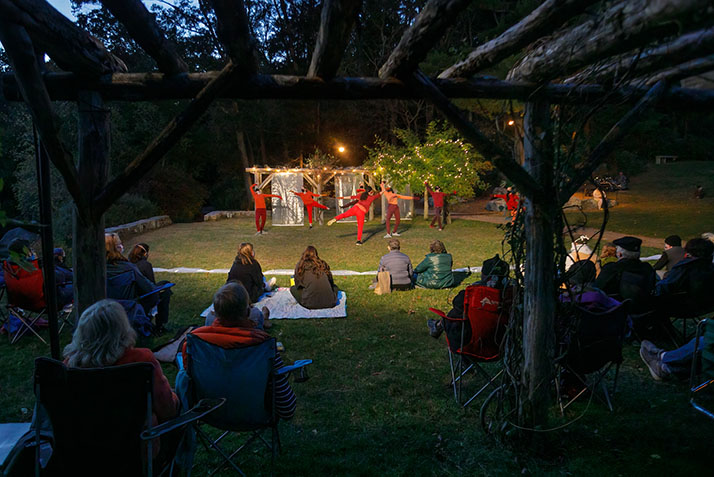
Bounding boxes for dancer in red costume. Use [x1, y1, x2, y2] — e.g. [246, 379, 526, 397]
[492, 187, 520, 222]
[291, 188, 330, 228]
[424, 182, 457, 231]
[380, 181, 418, 238]
[328, 189, 381, 245]
[250, 184, 282, 234]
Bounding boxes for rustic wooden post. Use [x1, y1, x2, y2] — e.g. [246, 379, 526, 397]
[316, 179, 324, 225]
[72, 90, 109, 316]
[368, 175, 375, 221]
[423, 185, 429, 220]
[520, 100, 556, 426]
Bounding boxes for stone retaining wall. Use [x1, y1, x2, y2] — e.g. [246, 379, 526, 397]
[203, 210, 268, 221]
[106, 215, 172, 240]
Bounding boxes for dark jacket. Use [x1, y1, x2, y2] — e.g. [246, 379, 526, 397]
[652, 246, 686, 277]
[291, 263, 338, 309]
[594, 258, 655, 313]
[378, 250, 413, 287]
[654, 256, 714, 315]
[107, 260, 156, 300]
[133, 257, 156, 284]
[414, 253, 454, 289]
[227, 259, 265, 303]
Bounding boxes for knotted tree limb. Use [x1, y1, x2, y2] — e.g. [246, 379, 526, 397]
[0, 20, 84, 215]
[439, 0, 599, 79]
[507, 0, 711, 83]
[100, 0, 188, 76]
[564, 27, 714, 85]
[308, 0, 361, 80]
[94, 61, 239, 216]
[379, 0, 471, 79]
[562, 80, 669, 200]
[209, 0, 259, 76]
[640, 54, 714, 85]
[407, 69, 545, 202]
[0, 0, 126, 75]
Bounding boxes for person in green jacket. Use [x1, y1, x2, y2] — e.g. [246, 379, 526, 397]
[413, 240, 454, 289]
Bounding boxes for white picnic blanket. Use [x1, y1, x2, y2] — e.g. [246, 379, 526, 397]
[201, 288, 347, 320]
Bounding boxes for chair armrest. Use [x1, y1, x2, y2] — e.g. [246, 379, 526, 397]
[276, 359, 312, 375]
[140, 398, 225, 441]
[137, 282, 175, 300]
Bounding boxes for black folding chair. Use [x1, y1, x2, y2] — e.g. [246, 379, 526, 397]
[556, 300, 630, 412]
[690, 319, 714, 420]
[32, 357, 222, 476]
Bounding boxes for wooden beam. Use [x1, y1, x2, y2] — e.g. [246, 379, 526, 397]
[94, 61, 240, 215]
[100, 0, 188, 76]
[379, 0, 472, 79]
[640, 54, 714, 85]
[3, 71, 713, 109]
[562, 80, 669, 200]
[439, 0, 599, 79]
[564, 27, 714, 85]
[407, 69, 545, 202]
[0, 20, 84, 212]
[0, 0, 127, 75]
[209, 0, 259, 76]
[308, 0, 361, 80]
[507, 0, 710, 83]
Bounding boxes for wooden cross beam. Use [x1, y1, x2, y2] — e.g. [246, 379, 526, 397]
[308, 0, 361, 80]
[0, 0, 127, 75]
[507, 0, 711, 83]
[379, 0, 471, 79]
[0, 20, 84, 214]
[94, 61, 240, 216]
[209, 0, 259, 76]
[439, 0, 599, 79]
[100, 0, 188, 76]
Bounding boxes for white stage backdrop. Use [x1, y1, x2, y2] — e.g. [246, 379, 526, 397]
[334, 174, 362, 222]
[271, 173, 304, 226]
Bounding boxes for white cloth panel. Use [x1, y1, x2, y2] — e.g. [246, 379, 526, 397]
[271, 173, 303, 225]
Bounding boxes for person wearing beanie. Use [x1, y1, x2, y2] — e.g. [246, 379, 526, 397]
[652, 234, 686, 278]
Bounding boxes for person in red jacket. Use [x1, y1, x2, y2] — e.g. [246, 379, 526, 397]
[250, 184, 282, 234]
[291, 188, 330, 228]
[328, 189, 382, 245]
[424, 182, 457, 231]
[380, 181, 418, 238]
[492, 187, 520, 222]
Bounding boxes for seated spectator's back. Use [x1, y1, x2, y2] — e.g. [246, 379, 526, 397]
[654, 237, 714, 315]
[414, 240, 454, 289]
[378, 239, 413, 289]
[594, 236, 655, 313]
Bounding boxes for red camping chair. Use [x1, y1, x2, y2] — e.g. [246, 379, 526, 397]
[2, 260, 72, 344]
[430, 284, 511, 407]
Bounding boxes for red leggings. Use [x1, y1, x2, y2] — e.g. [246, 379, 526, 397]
[255, 208, 267, 232]
[306, 203, 329, 224]
[334, 205, 367, 240]
[430, 206, 443, 229]
[386, 204, 400, 234]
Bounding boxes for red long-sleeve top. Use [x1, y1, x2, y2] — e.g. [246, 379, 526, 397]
[292, 190, 321, 206]
[426, 184, 456, 207]
[251, 186, 281, 209]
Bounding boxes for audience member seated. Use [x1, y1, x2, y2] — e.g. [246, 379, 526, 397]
[414, 240, 454, 289]
[652, 235, 686, 278]
[6, 239, 73, 308]
[598, 242, 618, 269]
[615, 171, 629, 190]
[290, 245, 339, 309]
[63, 299, 180, 458]
[182, 282, 296, 420]
[594, 236, 655, 313]
[372, 238, 413, 291]
[226, 242, 276, 304]
[560, 261, 621, 311]
[128, 242, 174, 330]
[653, 237, 714, 317]
[640, 337, 707, 381]
[106, 233, 171, 333]
[427, 254, 510, 339]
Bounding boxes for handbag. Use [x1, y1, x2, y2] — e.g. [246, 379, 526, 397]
[374, 270, 392, 295]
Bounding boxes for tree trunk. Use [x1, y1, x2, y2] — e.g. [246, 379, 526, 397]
[235, 129, 252, 209]
[72, 90, 109, 316]
[520, 100, 556, 427]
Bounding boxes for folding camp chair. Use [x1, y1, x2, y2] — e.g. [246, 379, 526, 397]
[107, 270, 174, 335]
[429, 284, 510, 408]
[179, 334, 311, 476]
[30, 357, 223, 476]
[689, 319, 714, 420]
[2, 260, 72, 344]
[556, 299, 629, 413]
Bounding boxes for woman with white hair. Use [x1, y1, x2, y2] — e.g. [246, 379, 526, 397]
[63, 299, 179, 455]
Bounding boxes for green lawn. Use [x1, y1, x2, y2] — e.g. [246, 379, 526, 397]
[2, 217, 714, 475]
[573, 161, 714, 240]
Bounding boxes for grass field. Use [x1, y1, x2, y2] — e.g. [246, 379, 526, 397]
[2, 191, 714, 475]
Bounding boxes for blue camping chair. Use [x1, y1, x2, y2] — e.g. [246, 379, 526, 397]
[107, 270, 174, 336]
[177, 334, 311, 475]
[690, 319, 714, 420]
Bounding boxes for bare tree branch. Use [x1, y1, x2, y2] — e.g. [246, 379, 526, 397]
[308, 0, 361, 80]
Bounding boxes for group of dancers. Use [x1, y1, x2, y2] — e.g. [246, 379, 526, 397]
[250, 180, 457, 244]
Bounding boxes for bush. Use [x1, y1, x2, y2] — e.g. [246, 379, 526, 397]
[105, 194, 160, 227]
[141, 165, 208, 222]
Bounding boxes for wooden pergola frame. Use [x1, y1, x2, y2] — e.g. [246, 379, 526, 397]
[1, 0, 712, 425]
